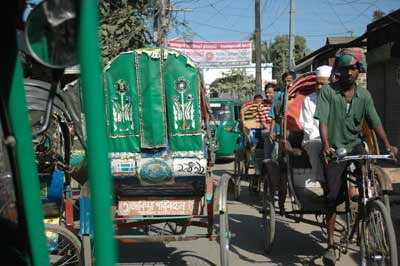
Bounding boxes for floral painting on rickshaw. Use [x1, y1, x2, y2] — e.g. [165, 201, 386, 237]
[173, 77, 195, 130]
[111, 79, 134, 134]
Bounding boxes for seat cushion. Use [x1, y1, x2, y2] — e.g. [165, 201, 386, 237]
[287, 131, 312, 169]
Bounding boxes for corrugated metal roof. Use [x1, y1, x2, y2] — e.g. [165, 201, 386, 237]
[367, 8, 400, 31]
[294, 34, 367, 72]
[326, 36, 357, 45]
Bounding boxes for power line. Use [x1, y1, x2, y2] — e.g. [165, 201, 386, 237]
[262, 1, 290, 33]
[189, 0, 225, 9]
[189, 19, 252, 34]
[325, 0, 352, 33]
[232, 1, 253, 26]
[302, 31, 350, 37]
[343, 0, 379, 23]
[205, 0, 235, 28]
[261, 0, 269, 14]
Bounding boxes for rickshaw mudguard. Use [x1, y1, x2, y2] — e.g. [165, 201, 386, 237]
[261, 159, 282, 192]
[216, 174, 231, 213]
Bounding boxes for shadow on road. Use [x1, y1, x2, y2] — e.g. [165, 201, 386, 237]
[222, 182, 329, 265]
[215, 157, 235, 165]
[217, 211, 326, 265]
[118, 241, 218, 266]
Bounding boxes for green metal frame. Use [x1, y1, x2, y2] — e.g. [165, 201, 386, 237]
[1, 2, 117, 265]
[78, 0, 116, 264]
[1, 5, 49, 266]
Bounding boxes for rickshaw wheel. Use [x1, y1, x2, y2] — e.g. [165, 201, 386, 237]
[233, 153, 242, 200]
[262, 179, 275, 253]
[45, 224, 82, 266]
[219, 210, 230, 266]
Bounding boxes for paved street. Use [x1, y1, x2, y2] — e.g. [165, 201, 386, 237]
[117, 159, 362, 266]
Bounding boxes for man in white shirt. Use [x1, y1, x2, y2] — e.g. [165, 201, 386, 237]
[299, 65, 332, 188]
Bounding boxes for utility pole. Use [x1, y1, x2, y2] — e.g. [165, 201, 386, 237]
[154, 0, 170, 47]
[154, 0, 192, 47]
[288, 0, 295, 70]
[255, 0, 262, 95]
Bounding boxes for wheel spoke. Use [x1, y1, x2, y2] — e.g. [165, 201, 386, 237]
[363, 201, 396, 265]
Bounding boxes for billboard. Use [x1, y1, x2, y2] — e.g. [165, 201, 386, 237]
[167, 40, 252, 67]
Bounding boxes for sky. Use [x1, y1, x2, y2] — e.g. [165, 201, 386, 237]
[169, 0, 400, 51]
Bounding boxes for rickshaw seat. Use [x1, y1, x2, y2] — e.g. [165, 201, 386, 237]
[287, 131, 312, 169]
[242, 119, 261, 129]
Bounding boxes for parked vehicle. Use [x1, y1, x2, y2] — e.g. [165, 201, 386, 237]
[209, 98, 241, 158]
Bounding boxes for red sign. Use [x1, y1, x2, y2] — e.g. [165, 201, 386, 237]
[117, 197, 201, 216]
[168, 40, 252, 67]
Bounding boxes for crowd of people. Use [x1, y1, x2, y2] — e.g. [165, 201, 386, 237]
[251, 47, 398, 265]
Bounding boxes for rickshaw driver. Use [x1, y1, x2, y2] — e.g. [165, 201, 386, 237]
[314, 48, 398, 265]
[268, 71, 296, 215]
[299, 65, 332, 190]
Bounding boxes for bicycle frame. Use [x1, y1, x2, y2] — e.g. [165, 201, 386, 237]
[341, 155, 394, 244]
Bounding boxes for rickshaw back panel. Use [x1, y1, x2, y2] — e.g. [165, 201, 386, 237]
[104, 49, 207, 195]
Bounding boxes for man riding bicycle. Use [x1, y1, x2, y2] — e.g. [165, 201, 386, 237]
[314, 47, 398, 265]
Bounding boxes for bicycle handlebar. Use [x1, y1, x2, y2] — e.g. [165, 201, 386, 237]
[336, 154, 394, 162]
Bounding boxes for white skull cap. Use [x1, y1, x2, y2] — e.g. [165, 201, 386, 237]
[316, 65, 332, 78]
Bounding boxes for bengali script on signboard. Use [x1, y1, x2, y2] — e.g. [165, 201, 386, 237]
[168, 40, 252, 67]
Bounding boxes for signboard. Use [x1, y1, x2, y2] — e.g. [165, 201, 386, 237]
[168, 40, 252, 67]
[118, 197, 201, 216]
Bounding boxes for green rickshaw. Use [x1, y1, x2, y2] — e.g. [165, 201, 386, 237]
[104, 48, 231, 266]
[209, 98, 241, 158]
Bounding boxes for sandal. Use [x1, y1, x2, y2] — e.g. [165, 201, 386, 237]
[322, 246, 336, 266]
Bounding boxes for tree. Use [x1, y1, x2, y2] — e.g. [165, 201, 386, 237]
[100, 0, 153, 64]
[249, 33, 269, 63]
[269, 35, 308, 79]
[209, 69, 256, 101]
[372, 9, 385, 21]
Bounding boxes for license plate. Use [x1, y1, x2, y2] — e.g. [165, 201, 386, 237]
[118, 198, 199, 216]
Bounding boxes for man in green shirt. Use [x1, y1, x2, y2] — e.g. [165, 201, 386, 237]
[314, 48, 398, 265]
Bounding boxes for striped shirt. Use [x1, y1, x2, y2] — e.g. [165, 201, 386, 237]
[256, 102, 272, 125]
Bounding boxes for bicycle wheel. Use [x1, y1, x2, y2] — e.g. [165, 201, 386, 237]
[219, 210, 230, 266]
[45, 224, 82, 266]
[360, 200, 397, 266]
[262, 178, 275, 253]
